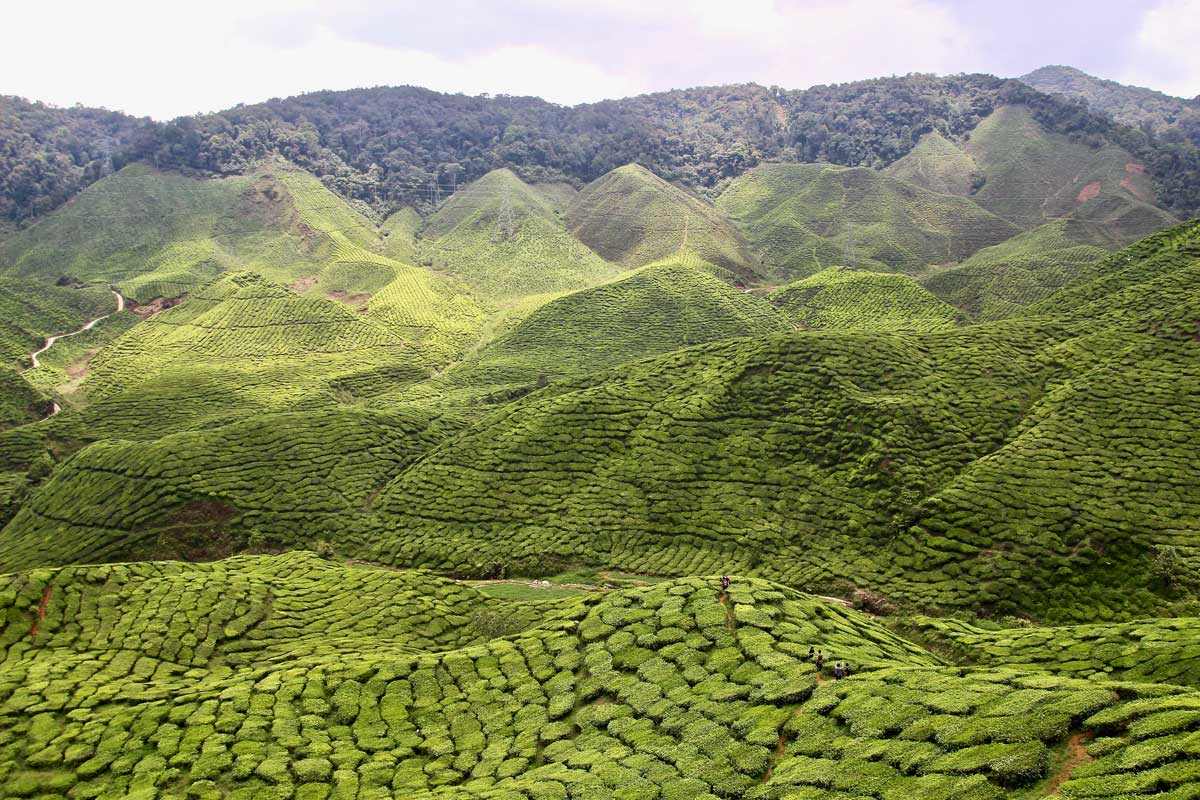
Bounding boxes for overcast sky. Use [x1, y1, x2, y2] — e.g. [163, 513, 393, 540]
[3, 0, 1197, 119]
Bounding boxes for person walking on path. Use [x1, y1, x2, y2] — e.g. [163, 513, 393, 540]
[721, 575, 731, 593]
[834, 663, 844, 680]
[815, 650, 824, 673]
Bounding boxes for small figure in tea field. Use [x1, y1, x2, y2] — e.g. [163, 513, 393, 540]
[808, 645, 815, 661]
[833, 663, 844, 680]
[721, 575, 731, 592]
[815, 650, 824, 672]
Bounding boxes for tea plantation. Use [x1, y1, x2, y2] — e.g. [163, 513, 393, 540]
[715, 163, 1019, 280]
[566, 164, 759, 284]
[769, 268, 960, 331]
[0, 135, 1197, 799]
[3, 553, 1200, 798]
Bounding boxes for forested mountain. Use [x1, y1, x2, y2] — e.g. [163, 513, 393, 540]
[1022, 65, 1200, 134]
[5, 70, 1200, 230]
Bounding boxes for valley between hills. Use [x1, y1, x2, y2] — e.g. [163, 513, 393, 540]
[0, 66, 1198, 799]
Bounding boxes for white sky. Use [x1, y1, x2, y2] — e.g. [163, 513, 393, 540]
[1, 0, 1195, 119]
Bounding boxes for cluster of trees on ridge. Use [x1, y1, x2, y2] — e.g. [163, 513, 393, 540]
[4, 72, 1200, 230]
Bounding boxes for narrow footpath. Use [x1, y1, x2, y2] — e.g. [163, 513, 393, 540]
[25, 289, 125, 419]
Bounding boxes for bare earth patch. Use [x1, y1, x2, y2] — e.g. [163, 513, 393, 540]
[130, 295, 187, 318]
[1046, 732, 1093, 796]
[1076, 182, 1102, 203]
[289, 276, 319, 293]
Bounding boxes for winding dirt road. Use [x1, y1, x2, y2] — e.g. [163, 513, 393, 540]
[26, 289, 125, 418]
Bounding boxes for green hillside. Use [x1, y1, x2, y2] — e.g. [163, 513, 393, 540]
[920, 221, 1112, 321]
[902, 614, 1200, 689]
[716, 163, 1019, 279]
[453, 255, 787, 387]
[770, 268, 960, 331]
[0, 279, 117, 369]
[424, 169, 619, 300]
[3, 553, 1200, 799]
[359, 220, 1198, 622]
[2, 222, 1195, 620]
[566, 164, 759, 282]
[883, 130, 981, 196]
[965, 105, 1157, 229]
[56, 271, 431, 438]
[0, 162, 381, 303]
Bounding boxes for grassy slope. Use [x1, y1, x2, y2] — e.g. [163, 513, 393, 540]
[2, 224, 1195, 620]
[883, 129, 981, 196]
[964, 105, 1169, 230]
[423, 168, 620, 301]
[920, 220, 1112, 321]
[0, 161, 381, 303]
[0, 255, 790, 568]
[770, 268, 961, 331]
[716, 163, 1019, 280]
[441, 254, 788, 393]
[567, 164, 759, 283]
[1, 553, 1198, 799]
[360, 220, 1199, 622]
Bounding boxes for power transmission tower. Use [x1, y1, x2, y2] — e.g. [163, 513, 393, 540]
[494, 183, 516, 242]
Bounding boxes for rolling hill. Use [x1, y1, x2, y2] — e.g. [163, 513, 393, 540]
[0, 161, 381, 304]
[770, 268, 961, 331]
[422, 168, 619, 300]
[716, 163, 1019, 279]
[919, 220, 1113, 321]
[566, 164, 759, 282]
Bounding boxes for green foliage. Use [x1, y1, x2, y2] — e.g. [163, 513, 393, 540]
[566, 164, 758, 282]
[920, 220, 1112, 321]
[424, 169, 619, 300]
[716, 163, 1018, 280]
[770, 268, 960, 331]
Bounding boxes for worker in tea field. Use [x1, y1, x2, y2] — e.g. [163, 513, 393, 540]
[833, 663, 845, 680]
[815, 650, 825, 672]
[721, 575, 731, 592]
[808, 645, 815, 661]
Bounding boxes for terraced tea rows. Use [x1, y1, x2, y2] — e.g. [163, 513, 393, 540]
[567, 164, 759, 283]
[770, 268, 961, 331]
[920, 220, 1111, 321]
[902, 616, 1200, 689]
[423, 169, 620, 301]
[2, 555, 1198, 798]
[0, 407, 451, 571]
[0, 162, 382, 304]
[716, 163, 1019, 279]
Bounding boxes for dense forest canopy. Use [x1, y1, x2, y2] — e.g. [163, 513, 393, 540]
[4, 71, 1200, 228]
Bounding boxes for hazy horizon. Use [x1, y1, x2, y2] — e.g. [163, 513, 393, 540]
[3, 0, 1196, 120]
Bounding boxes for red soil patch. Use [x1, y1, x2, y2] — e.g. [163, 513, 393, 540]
[30, 586, 52, 641]
[1125, 162, 1147, 175]
[289, 276, 319, 293]
[1045, 733, 1093, 796]
[1121, 176, 1150, 201]
[1076, 182, 1102, 203]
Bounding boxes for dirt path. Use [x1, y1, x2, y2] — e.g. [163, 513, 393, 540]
[25, 289, 125, 419]
[1045, 733, 1093, 796]
[459, 578, 605, 592]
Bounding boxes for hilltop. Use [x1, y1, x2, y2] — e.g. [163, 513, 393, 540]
[566, 164, 758, 282]
[770, 268, 960, 331]
[422, 168, 619, 300]
[1021, 65, 1199, 133]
